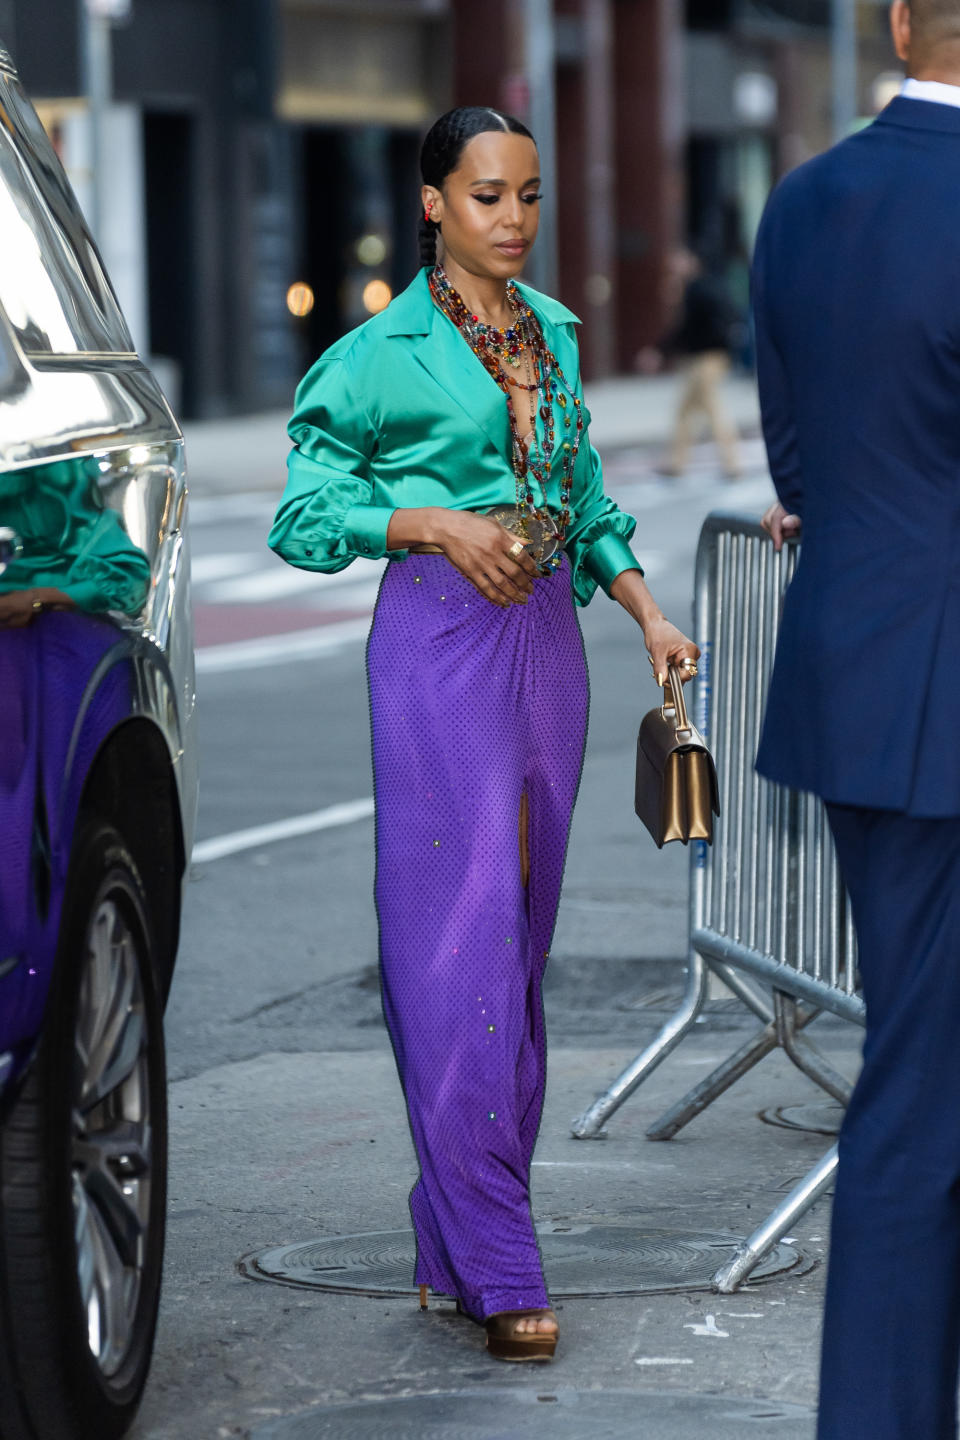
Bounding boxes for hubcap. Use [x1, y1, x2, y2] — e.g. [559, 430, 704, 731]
[71, 893, 152, 1379]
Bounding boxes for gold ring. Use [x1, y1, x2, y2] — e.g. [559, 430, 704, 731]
[32, 599, 44, 613]
[508, 540, 525, 559]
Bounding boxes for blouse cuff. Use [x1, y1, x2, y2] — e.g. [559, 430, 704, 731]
[343, 505, 398, 560]
[582, 532, 644, 596]
[60, 578, 105, 612]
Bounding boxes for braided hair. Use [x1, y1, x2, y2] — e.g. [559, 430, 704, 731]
[418, 106, 536, 269]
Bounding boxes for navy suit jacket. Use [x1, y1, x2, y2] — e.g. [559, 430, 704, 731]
[754, 97, 960, 816]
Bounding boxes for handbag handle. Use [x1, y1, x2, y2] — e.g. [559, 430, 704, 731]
[662, 664, 693, 738]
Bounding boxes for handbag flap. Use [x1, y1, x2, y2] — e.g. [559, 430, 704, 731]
[637, 706, 712, 772]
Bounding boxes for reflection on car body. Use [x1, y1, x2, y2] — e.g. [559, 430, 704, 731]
[0, 456, 151, 623]
[0, 38, 196, 1440]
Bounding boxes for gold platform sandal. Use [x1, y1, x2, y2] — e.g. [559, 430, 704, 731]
[484, 1308, 558, 1362]
[420, 1290, 558, 1361]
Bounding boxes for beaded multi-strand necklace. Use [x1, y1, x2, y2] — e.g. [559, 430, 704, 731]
[428, 263, 584, 568]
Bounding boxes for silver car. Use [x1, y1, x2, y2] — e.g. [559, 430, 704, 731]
[0, 41, 196, 1440]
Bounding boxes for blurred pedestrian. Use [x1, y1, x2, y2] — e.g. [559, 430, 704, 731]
[269, 106, 698, 1363]
[754, 2, 960, 1435]
[657, 247, 743, 479]
[720, 198, 755, 370]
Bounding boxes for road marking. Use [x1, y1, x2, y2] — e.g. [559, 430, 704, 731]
[203, 566, 326, 603]
[191, 552, 264, 584]
[531, 1160, 673, 1170]
[684, 1315, 729, 1338]
[195, 617, 372, 673]
[188, 493, 280, 525]
[192, 798, 375, 863]
[635, 1357, 695, 1367]
[204, 568, 383, 606]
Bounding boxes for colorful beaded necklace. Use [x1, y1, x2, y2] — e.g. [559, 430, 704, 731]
[428, 263, 584, 551]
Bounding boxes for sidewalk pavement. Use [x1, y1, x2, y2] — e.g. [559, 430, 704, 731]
[140, 976, 855, 1438]
[136, 748, 857, 1439]
[180, 371, 761, 499]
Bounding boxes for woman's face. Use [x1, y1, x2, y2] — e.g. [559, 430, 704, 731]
[424, 130, 541, 281]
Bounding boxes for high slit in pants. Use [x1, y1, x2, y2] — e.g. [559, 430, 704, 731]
[368, 552, 589, 1321]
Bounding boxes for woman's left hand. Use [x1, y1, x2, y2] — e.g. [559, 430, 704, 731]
[642, 616, 700, 687]
[608, 570, 699, 685]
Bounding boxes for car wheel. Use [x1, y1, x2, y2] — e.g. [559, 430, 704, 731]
[0, 821, 167, 1440]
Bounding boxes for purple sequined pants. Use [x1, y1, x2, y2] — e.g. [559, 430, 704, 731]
[368, 552, 589, 1321]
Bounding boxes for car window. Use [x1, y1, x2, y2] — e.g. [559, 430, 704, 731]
[0, 70, 133, 357]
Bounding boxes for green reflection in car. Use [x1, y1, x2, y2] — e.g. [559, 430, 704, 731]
[0, 455, 151, 624]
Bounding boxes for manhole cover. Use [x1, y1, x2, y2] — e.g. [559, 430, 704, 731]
[761, 1103, 844, 1136]
[240, 1223, 808, 1297]
[248, 1388, 816, 1439]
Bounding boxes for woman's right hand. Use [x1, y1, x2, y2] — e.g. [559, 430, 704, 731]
[0, 587, 73, 628]
[432, 510, 539, 607]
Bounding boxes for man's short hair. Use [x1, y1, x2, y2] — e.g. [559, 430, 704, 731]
[907, 0, 960, 46]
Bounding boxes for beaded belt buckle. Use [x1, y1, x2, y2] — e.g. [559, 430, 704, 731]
[482, 505, 564, 574]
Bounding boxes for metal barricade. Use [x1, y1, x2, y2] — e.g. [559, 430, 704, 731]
[571, 512, 864, 1291]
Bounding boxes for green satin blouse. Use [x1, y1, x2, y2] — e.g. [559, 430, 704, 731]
[269, 268, 642, 607]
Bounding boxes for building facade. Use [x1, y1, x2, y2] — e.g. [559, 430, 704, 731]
[0, 0, 900, 416]
[683, 0, 898, 309]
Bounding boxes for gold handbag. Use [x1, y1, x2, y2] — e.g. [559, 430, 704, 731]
[635, 664, 720, 848]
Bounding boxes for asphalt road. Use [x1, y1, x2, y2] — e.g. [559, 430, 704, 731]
[129, 438, 839, 1440]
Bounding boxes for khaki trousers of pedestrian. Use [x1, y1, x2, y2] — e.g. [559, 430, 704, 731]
[668, 350, 740, 476]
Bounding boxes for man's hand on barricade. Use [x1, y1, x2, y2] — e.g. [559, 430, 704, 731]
[761, 501, 802, 552]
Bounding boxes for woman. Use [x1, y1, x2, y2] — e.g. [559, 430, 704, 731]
[269, 107, 699, 1362]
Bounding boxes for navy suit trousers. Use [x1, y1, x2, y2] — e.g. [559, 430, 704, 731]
[819, 806, 960, 1440]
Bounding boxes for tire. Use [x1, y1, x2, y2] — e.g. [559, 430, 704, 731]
[0, 821, 168, 1440]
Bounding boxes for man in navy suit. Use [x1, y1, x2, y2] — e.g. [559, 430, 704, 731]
[754, 2, 960, 1435]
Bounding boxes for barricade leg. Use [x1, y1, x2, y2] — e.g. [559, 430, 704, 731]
[646, 998, 819, 1141]
[708, 963, 775, 1025]
[570, 958, 776, 1141]
[570, 951, 709, 1139]
[774, 993, 854, 1106]
[712, 1144, 838, 1293]
[647, 1020, 780, 1142]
